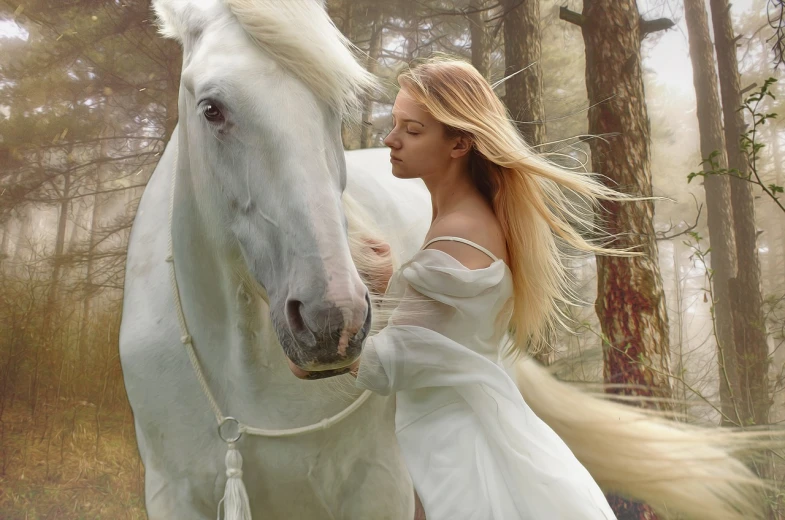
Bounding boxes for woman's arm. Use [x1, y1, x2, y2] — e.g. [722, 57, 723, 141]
[350, 238, 394, 380]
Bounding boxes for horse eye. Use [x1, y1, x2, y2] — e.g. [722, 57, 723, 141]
[203, 103, 224, 123]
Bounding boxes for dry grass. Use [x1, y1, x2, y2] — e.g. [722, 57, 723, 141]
[0, 391, 781, 520]
[0, 401, 146, 519]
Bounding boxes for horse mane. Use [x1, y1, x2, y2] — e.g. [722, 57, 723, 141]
[342, 193, 401, 332]
[223, 0, 378, 117]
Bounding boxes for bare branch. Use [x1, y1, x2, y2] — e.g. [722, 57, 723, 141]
[559, 6, 586, 28]
[740, 82, 759, 95]
[640, 17, 675, 37]
[656, 195, 703, 241]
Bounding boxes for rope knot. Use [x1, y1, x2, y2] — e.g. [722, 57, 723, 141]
[226, 468, 243, 479]
[165, 254, 174, 262]
[180, 334, 192, 344]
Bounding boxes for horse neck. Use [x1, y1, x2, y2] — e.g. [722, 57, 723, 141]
[168, 129, 361, 427]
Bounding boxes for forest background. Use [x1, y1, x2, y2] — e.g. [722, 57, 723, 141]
[0, 0, 784, 518]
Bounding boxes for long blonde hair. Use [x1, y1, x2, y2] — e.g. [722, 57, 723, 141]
[398, 57, 641, 356]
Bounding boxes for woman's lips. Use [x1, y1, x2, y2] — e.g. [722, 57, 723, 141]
[390, 156, 402, 163]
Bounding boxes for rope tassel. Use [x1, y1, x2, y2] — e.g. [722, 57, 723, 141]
[218, 442, 252, 520]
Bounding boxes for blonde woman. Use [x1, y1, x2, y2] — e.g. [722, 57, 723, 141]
[347, 57, 624, 519]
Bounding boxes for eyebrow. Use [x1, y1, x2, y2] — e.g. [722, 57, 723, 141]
[391, 114, 425, 127]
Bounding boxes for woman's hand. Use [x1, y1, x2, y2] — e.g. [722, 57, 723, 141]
[361, 238, 394, 295]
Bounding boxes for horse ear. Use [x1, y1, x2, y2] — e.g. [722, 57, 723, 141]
[152, 0, 217, 43]
[151, 0, 186, 42]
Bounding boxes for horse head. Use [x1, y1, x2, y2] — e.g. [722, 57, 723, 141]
[154, 0, 377, 378]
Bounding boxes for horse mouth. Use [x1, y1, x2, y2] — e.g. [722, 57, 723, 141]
[286, 357, 359, 380]
[303, 366, 353, 380]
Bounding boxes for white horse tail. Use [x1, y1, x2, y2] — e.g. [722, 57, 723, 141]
[514, 357, 777, 520]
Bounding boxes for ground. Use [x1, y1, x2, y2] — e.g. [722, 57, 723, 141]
[0, 401, 146, 519]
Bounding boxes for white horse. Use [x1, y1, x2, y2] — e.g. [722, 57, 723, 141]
[119, 1, 429, 518]
[120, 1, 775, 519]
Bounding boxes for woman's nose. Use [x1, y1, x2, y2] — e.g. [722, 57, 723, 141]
[383, 131, 398, 149]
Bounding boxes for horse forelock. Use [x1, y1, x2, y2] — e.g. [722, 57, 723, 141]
[225, 0, 378, 117]
[154, 0, 378, 117]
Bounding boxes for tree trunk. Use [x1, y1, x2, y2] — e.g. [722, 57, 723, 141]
[684, 0, 742, 427]
[580, 0, 673, 403]
[79, 172, 103, 371]
[468, 0, 491, 79]
[65, 201, 83, 255]
[673, 244, 689, 417]
[32, 171, 72, 417]
[772, 126, 785, 289]
[0, 220, 9, 266]
[12, 207, 31, 264]
[710, 0, 770, 427]
[501, 0, 546, 147]
[46, 174, 71, 323]
[361, 8, 384, 149]
[502, 0, 550, 364]
[336, 0, 356, 150]
[579, 1, 672, 517]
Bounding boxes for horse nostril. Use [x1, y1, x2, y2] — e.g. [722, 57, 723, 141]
[286, 298, 317, 347]
[285, 292, 370, 353]
[286, 299, 306, 334]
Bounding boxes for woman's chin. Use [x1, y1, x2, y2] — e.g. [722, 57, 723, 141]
[391, 167, 416, 180]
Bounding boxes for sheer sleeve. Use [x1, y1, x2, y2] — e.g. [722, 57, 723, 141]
[355, 249, 511, 396]
[354, 251, 618, 520]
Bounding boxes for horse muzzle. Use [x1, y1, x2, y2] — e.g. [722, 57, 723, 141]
[277, 291, 372, 378]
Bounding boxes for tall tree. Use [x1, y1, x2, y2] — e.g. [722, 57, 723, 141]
[501, 0, 546, 147]
[329, 0, 358, 149]
[468, 0, 491, 79]
[710, 0, 771, 427]
[0, 222, 9, 265]
[561, 2, 674, 517]
[683, 0, 743, 427]
[501, 0, 551, 364]
[0, 0, 181, 415]
[361, 6, 385, 148]
[78, 135, 107, 370]
[770, 124, 785, 287]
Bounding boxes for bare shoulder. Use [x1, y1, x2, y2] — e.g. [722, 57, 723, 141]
[424, 211, 508, 269]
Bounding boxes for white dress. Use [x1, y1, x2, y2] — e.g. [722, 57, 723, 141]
[355, 237, 617, 520]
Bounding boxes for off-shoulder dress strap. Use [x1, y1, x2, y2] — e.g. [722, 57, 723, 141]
[422, 236, 500, 263]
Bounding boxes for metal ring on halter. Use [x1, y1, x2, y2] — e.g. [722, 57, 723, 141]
[218, 417, 242, 443]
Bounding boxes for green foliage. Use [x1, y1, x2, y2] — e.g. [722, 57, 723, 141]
[687, 77, 785, 214]
[0, 0, 181, 218]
